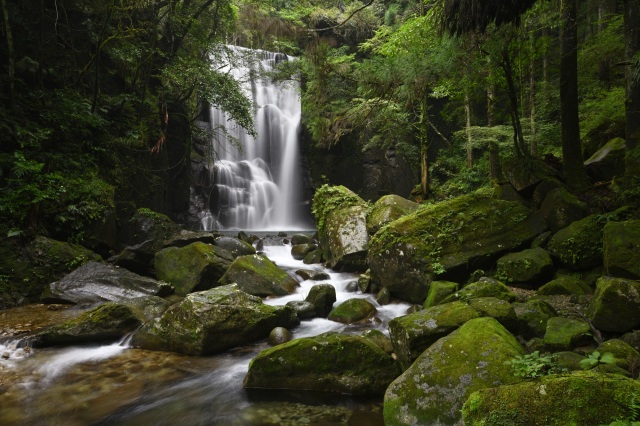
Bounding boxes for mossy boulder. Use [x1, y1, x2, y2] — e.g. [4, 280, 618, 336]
[584, 137, 626, 182]
[495, 248, 554, 285]
[243, 332, 400, 395]
[218, 254, 298, 297]
[366, 194, 420, 236]
[131, 284, 299, 355]
[588, 276, 640, 333]
[291, 234, 315, 245]
[328, 298, 377, 324]
[388, 301, 480, 371]
[546, 214, 604, 270]
[268, 327, 293, 345]
[603, 220, 640, 279]
[291, 244, 317, 260]
[462, 371, 640, 426]
[362, 329, 393, 354]
[423, 280, 459, 308]
[513, 299, 558, 339]
[368, 192, 546, 304]
[597, 339, 640, 371]
[538, 275, 592, 296]
[468, 297, 518, 333]
[543, 317, 593, 351]
[211, 236, 256, 258]
[0, 236, 102, 309]
[31, 302, 142, 347]
[305, 284, 337, 317]
[312, 185, 369, 271]
[295, 269, 330, 281]
[441, 277, 517, 304]
[154, 242, 234, 296]
[285, 300, 316, 319]
[302, 249, 323, 264]
[122, 208, 181, 248]
[538, 187, 588, 232]
[42, 262, 173, 305]
[384, 317, 525, 426]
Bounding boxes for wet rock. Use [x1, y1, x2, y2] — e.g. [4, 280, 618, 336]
[440, 277, 517, 304]
[312, 185, 369, 271]
[291, 234, 315, 245]
[603, 220, 640, 279]
[366, 194, 420, 236]
[121, 208, 181, 248]
[161, 230, 219, 249]
[384, 317, 524, 426]
[584, 137, 626, 182]
[285, 300, 317, 319]
[154, 242, 233, 296]
[243, 332, 400, 395]
[268, 327, 293, 345]
[218, 254, 298, 297]
[328, 298, 377, 324]
[345, 280, 359, 292]
[368, 192, 546, 304]
[362, 329, 393, 355]
[302, 249, 323, 265]
[588, 276, 640, 333]
[42, 262, 173, 305]
[467, 297, 518, 333]
[32, 302, 142, 347]
[212, 236, 256, 258]
[462, 371, 640, 426]
[305, 284, 336, 317]
[131, 284, 299, 355]
[358, 270, 372, 293]
[295, 269, 330, 281]
[389, 301, 480, 371]
[291, 244, 317, 260]
[376, 288, 391, 305]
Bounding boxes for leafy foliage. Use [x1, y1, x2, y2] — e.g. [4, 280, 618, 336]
[504, 351, 562, 379]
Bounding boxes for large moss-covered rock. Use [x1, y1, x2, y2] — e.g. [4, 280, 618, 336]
[31, 302, 142, 347]
[312, 185, 369, 271]
[154, 242, 233, 296]
[291, 244, 317, 260]
[597, 339, 640, 371]
[218, 254, 298, 297]
[495, 248, 554, 285]
[513, 299, 558, 339]
[441, 277, 517, 304]
[584, 137, 626, 182]
[122, 208, 182, 248]
[368, 192, 545, 303]
[538, 275, 592, 296]
[546, 214, 604, 270]
[588, 276, 640, 333]
[366, 194, 420, 236]
[388, 301, 480, 371]
[243, 332, 400, 395]
[0, 236, 102, 309]
[543, 317, 593, 351]
[42, 262, 173, 304]
[211, 236, 256, 258]
[131, 284, 299, 355]
[384, 317, 525, 426]
[327, 298, 377, 324]
[603, 220, 640, 279]
[538, 187, 588, 232]
[423, 280, 459, 308]
[462, 371, 640, 426]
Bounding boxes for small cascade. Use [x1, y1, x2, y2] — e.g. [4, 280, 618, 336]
[193, 47, 307, 231]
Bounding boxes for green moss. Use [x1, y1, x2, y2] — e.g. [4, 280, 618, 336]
[312, 184, 367, 236]
[328, 298, 377, 324]
[588, 276, 640, 333]
[547, 214, 604, 270]
[462, 371, 640, 426]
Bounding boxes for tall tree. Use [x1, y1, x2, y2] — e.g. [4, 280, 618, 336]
[560, 0, 588, 190]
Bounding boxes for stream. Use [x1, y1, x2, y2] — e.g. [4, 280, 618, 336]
[0, 237, 410, 426]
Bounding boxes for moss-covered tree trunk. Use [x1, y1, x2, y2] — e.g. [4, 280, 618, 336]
[624, 0, 640, 185]
[560, 0, 588, 191]
[419, 90, 429, 199]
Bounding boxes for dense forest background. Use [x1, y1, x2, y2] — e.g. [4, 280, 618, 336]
[0, 0, 639, 250]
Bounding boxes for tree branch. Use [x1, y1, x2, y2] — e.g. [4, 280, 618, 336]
[309, 0, 375, 32]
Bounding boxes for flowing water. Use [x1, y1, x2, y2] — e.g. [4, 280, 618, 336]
[0, 240, 410, 426]
[195, 47, 308, 232]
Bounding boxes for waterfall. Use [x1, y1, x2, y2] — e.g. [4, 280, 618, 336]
[194, 47, 306, 231]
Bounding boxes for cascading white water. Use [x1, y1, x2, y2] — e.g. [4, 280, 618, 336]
[198, 47, 303, 231]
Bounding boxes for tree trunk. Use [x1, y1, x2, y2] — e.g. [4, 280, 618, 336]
[560, 0, 588, 191]
[500, 46, 528, 159]
[419, 90, 429, 199]
[1, 0, 15, 106]
[464, 91, 473, 168]
[489, 141, 503, 182]
[624, 0, 640, 185]
[530, 32, 537, 156]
